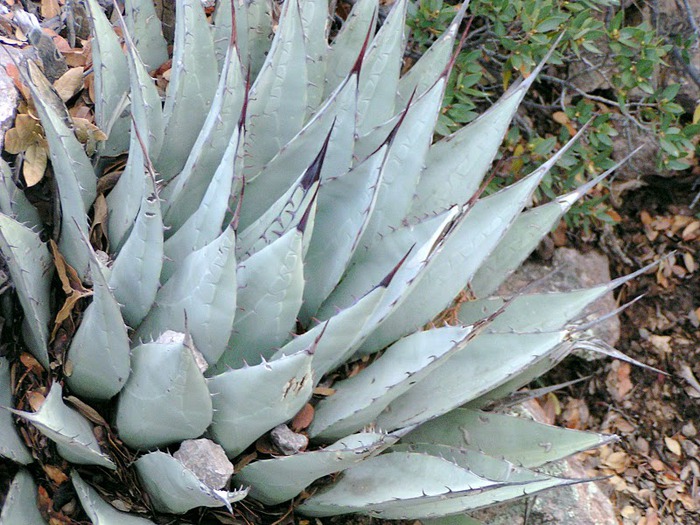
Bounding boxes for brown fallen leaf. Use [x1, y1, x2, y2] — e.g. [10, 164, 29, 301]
[53, 66, 84, 102]
[41, 0, 61, 19]
[291, 403, 314, 432]
[43, 464, 69, 485]
[49, 240, 92, 339]
[664, 436, 682, 456]
[23, 143, 48, 186]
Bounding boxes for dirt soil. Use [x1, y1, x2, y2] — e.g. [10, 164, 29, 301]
[535, 174, 700, 525]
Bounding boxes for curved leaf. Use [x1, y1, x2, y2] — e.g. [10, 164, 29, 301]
[0, 470, 47, 525]
[0, 357, 33, 464]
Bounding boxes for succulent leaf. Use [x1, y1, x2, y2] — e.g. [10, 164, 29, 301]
[309, 325, 478, 440]
[403, 407, 616, 468]
[0, 214, 53, 367]
[0, 357, 33, 464]
[65, 254, 131, 400]
[218, 229, 305, 368]
[136, 227, 237, 365]
[115, 340, 213, 449]
[108, 173, 164, 327]
[25, 61, 94, 278]
[162, 42, 244, 232]
[235, 431, 400, 505]
[123, 0, 168, 71]
[208, 349, 314, 457]
[155, 0, 219, 180]
[0, 470, 48, 525]
[300, 0, 330, 109]
[376, 331, 568, 430]
[356, 0, 407, 133]
[0, 160, 42, 229]
[135, 451, 248, 514]
[9, 383, 115, 469]
[243, 0, 309, 178]
[85, 0, 130, 156]
[71, 471, 157, 525]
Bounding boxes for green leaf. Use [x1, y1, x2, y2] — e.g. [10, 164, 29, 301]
[135, 227, 237, 365]
[301, 0, 331, 109]
[115, 340, 213, 449]
[85, 0, 130, 156]
[162, 42, 245, 233]
[309, 326, 477, 440]
[324, 0, 377, 96]
[208, 349, 313, 457]
[376, 331, 567, 430]
[108, 173, 163, 328]
[9, 383, 115, 469]
[65, 253, 131, 400]
[235, 432, 400, 505]
[357, 0, 407, 133]
[71, 471, 157, 525]
[403, 407, 616, 468]
[217, 229, 305, 369]
[243, 0, 309, 178]
[0, 159, 42, 230]
[26, 61, 94, 278]
[0, 470, 47, 525]
[135, 451, 248, 514]
[0, 214, 53, 368]
[155, 0, 219, 180]
[0, 357, 33, 464]
[123, 0, 168, 71]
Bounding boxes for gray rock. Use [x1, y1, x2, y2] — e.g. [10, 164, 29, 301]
[0, 47, 20, 151]
[270, 424, 309, 455]
[497, 247, 620, 349]
[173, 439, 234, 490]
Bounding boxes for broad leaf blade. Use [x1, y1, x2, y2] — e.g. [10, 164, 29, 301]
[0, 470, 47, 525]
[124, 0, 168, 71]
[208, 349, 314, 457]
[0, 357, 33, 464]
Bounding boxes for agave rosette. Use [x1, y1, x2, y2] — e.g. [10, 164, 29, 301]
[0, 0, 634, 522]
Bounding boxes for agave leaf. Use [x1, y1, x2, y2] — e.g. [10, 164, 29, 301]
[85, 0, 130, 156]
[208, 349, 313, 457]
[356, 0, 407, 133]
[71, 471, 157, 525]
[359, 131, 586, 355]
[411, 70, 550, 218]
[238, 69, 357, 230]
[108, 173, 163, 328]
[123, 0, 168, 71]
[403, 407, 616, 468]
[376, 331, 567, 430]
[318, 208, 456, 318]
[0, 470, 47, 525]
[9, 383, 115, 469]
[273, 285, 386, 380]
[135, 227, 237, 365]
[245, 0, 275, 76]
[236, 146, 322, 259]
[106, 127, 146, 251]
[115, 340, 213, 449]
[395, 2, 468, 105]
[243, 0, 308, 178]
[421, 516, 486, 525]
[162, 128, 241, 281]
[0, 159, 41, 229]
[162, 42, 245, 232]
[309, 325, 477, 441]
[298, 451, 499, 517]
[299, 144, 386, 324]
[65, 253, 131, 400]
[324, 0, 377, 96]
[155, 0, 219, 180]
[135, 451, 248, 514]
[0, 357, 33, 464]
[26, 61, 93, 277]
[217, 228, 304, 368]
[0, 214, 53, 368]
[368, 444, 573, 517]
[235, 431, 400, 505]
[359, 77, 446, 248]
[300, 0, 330, 109]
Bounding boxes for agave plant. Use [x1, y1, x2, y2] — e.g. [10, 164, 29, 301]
[0, 0, 644, 523]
